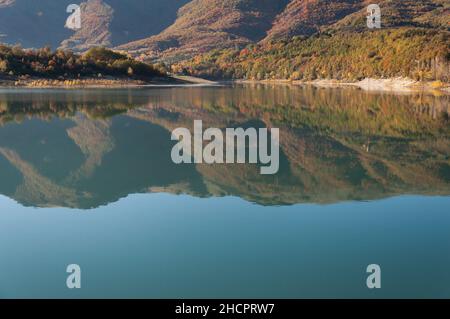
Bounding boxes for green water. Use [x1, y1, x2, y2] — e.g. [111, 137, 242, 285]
[0, 85, 448, 298]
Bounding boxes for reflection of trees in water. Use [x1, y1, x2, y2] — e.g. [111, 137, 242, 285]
[0, 86, 449, 134]
[141, 85, 450, 137]
[0, 86, 448, 208]
[0, 89, 150, 124]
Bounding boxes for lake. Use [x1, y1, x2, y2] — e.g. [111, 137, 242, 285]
[0, 84, 449, 298]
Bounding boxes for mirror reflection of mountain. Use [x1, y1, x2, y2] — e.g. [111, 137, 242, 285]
[0, 85, 448, 208]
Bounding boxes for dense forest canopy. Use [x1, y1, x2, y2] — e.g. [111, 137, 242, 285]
[173, 28, 450, 81]
[0, 46, 163, 80]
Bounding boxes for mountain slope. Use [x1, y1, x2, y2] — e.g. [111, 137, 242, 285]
[118, 0, 449, 62]
[60, 0, 114, 51]
[0, 0, 73, 48]
[330, 0, 450, 32]
[174, 0, 450, 81]
[263, 0, 366, 42]
[265, 0, 449, 40]
[61, 0, 191, 51]
[0, 0, 189, 50]
[1, 0, 449, 68]
[117, 0, 290, 62]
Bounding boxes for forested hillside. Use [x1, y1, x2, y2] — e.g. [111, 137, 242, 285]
[174, 28, 449, 81]
[171, 0, 450, 81]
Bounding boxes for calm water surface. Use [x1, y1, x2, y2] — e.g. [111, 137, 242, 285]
[0, 85, 449, 298]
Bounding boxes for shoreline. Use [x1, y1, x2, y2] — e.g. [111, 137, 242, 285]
[0, 78, 176, 89]
[1, 76, 448, 93]
[0, 74, 221, 89]
[236, 77, 450, 94]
